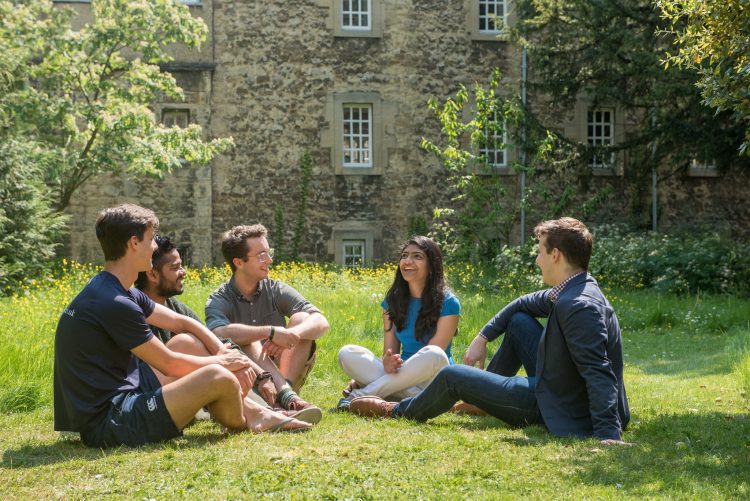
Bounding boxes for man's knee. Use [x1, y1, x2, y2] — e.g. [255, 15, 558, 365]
[506, 312, 539, 339]
[166, 333, 207, 356]
[202, 365, 241, 394]
[438, 364, 481, 385]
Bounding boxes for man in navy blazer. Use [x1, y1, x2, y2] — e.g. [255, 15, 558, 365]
[349, 217, 630, 444]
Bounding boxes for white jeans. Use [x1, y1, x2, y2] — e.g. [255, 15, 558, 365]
[337, 344, 450, 400]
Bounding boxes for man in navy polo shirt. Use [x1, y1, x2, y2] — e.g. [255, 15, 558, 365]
[54, 204, 309, 447]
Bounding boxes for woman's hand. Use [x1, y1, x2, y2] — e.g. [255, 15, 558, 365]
[383, 348, 403, 373]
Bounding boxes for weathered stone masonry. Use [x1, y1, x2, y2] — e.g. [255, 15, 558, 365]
[65, 0, 749, 266]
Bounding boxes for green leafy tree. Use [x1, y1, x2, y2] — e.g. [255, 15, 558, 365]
[421, 70, 555, 261]
[512, 0, 747, 224]
[658, 0, 750, 154]
[0, 139, 67, 292]
[0, 0, 233, 211]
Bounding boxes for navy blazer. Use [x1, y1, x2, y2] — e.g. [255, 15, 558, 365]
[480, 273, 629, 440]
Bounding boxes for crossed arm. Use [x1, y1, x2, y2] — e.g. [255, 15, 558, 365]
[214, 311, 329, 358]
[140, 303, 265, 395]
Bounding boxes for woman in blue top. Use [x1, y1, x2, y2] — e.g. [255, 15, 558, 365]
[338, 236, 460, 406]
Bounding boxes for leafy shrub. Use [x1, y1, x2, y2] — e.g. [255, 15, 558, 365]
[590, 225, 750, 295]
[491, 243, 543, 293]
[0, 140, 67, 294]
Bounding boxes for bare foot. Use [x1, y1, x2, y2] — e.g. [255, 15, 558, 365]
[243, 405, 312, 433]
[451, 401, 488, 416]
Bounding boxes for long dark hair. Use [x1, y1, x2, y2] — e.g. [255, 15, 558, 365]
[384, 236, 447, 342]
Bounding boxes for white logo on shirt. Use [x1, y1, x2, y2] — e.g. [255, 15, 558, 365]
[147, 396, 157, 412]
[63, 308, 75, 317]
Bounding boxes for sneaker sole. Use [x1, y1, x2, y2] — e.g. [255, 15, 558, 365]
[287, 406, 323, 425]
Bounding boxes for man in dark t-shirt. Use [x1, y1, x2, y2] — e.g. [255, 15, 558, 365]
[53, 204, 309, 447]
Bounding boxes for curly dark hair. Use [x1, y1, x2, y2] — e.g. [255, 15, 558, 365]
[134, 234, 177, 290]
[384, 235, 448, 343]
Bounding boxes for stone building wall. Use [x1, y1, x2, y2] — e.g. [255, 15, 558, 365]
[206, 0, 518, 264]
[63, 0, 749, 267]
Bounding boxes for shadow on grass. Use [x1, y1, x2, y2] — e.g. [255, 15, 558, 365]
[502, 411, 750, 497]
[1, 428, 228, 469]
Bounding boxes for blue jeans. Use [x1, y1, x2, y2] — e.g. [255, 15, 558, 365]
[393, 312, 545, 428]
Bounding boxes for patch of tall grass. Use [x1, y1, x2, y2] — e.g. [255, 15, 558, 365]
[2, 259, 750, 415]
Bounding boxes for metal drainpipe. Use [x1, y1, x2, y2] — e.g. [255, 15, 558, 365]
[651, 111, 658, 232]
[520, 46, 528, 246]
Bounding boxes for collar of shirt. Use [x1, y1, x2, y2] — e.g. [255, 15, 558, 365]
[229, 275, 264, 302]
[549, 271, 586, 303]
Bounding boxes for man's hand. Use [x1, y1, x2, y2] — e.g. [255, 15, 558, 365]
[232, 367, 255, 397]
[257, 377, 277, 405]
[463, 335, 489, 369]
[268, 327, 300, 350]
[600, 439, 635, 447]
[383, 348, 403, 374]
[216, 347, 252, 372]
[261, 341, 283, 358]
[261, 327, 300, 358]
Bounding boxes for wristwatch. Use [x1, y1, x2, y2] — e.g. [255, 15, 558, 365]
[254, 371, 273, 387]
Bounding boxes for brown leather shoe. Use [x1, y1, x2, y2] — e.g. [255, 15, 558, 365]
[349, 396, 397, 418]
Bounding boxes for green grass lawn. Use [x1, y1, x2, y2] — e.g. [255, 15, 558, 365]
[1, 263, 749, 499]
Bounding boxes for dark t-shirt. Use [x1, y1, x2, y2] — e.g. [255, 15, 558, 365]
[54, 271, 156, 433]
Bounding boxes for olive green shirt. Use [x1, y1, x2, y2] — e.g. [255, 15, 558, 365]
[205, 276, 320, 332]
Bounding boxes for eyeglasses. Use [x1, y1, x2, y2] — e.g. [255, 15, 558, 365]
[249, 248, 274, 262]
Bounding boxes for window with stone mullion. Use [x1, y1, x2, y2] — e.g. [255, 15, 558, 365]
[479, 0, 505, 33]
[343, 104, 372, 168]
[588, 109, 614, 169]
[342, 0, 371, 30]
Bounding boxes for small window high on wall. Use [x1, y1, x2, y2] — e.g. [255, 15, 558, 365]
[342, 0, 370, 30]
[334, 0, 382, 38]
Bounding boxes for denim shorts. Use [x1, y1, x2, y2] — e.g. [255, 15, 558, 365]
[81, 363, 182, 448]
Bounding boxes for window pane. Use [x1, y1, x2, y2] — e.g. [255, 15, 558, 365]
[343, 104, 373, 168]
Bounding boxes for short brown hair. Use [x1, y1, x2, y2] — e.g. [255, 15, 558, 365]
[534, 217, 593, 271]
[95, 203, 159, 262]
[221, 224, 267, 272]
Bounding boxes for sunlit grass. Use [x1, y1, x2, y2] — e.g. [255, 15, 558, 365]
[1, 261, 749, 498]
